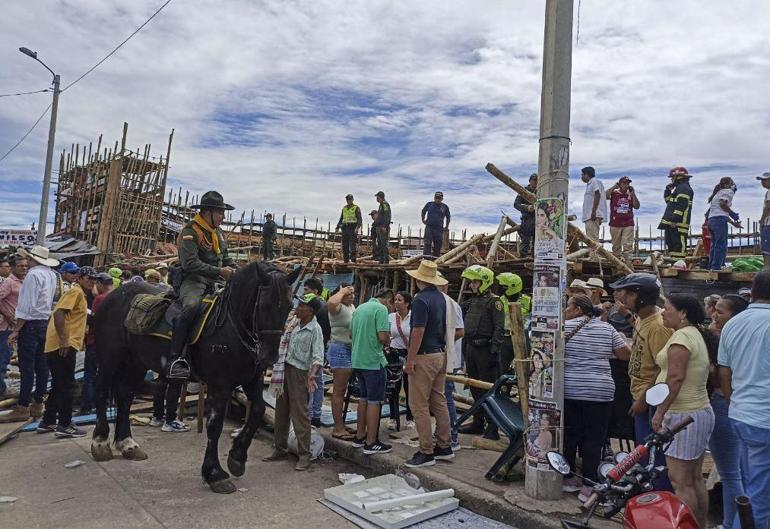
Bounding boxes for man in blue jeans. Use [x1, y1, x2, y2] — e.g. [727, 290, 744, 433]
[303, 278, 331, 427]
[0, 256, 27, 398]
[0, 246, 59, 423]
[719, 271, 770, 529]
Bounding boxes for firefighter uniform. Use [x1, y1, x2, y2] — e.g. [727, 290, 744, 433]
[658, 174, 693, 258]
[460, 291, 505, 434]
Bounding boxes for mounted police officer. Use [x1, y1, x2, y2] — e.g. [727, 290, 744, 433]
[167, 191, 236, 380]
[458, 265, 504, 439]
[495, 272, 531, 376]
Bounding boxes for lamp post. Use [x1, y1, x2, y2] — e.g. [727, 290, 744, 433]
[19, 47, 60, 245]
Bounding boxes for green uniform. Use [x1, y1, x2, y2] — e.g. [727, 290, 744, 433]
[498, 293, 532, 375]
[374, 200, 391, 264]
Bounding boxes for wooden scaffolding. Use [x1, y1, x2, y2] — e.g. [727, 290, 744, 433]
[53, 122, 174, 265]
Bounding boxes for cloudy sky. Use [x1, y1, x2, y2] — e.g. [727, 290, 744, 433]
[1, 1, 769, 241]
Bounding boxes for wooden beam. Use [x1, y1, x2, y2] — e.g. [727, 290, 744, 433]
[486, 215, 509, 267]
[435, 233, 485, 264]
[509, 302, 529, 427]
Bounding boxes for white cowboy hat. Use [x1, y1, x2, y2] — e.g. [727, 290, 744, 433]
[406, 260, 448, 286]
[569, 279, 588, 289]
[585, 277, 608, 295]
[18, 245, 59, 267]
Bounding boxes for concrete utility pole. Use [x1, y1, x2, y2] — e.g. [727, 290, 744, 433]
[526, 0, 573, 500]
[19, 47, 60, 245]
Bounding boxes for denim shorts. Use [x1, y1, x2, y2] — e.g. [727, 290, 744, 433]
[357, 368, 387, 404]
[762, 225, 770, 255]
[327, 341, 352, 369]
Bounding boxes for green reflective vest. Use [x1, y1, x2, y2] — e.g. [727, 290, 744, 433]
[501, 294, 532, 333]
[341, 204, 360, 224]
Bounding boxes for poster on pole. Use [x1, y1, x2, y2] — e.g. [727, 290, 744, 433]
[533, 198, 566, 261]
[532, 264, 561, 318]
[525, 399, 561, 469]
[0, 230, 37, 246]
[529, 330, 555, 400]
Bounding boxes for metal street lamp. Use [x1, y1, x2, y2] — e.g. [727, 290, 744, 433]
[19, 46, 61, 245]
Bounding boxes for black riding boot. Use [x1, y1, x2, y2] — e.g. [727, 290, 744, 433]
[167, 311, 194, 380]
[458, 415, 485, 435]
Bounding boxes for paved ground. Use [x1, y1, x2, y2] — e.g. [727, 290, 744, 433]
[0, 422, 366, 529]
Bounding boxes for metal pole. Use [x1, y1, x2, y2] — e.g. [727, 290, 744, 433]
[37, 74, 60, 245]
[526, 0, 573, 501]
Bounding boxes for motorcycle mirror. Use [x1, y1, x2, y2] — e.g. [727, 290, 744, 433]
[546, 451, 572, 476]
[645, 383, 670, 407]
[598, 462, 615, 479]
[613, 451, 629, 464]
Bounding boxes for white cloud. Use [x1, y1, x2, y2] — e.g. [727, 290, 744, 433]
[0, 0, 768, 240]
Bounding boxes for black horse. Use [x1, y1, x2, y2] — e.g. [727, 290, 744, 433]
[90, 261, 300, 494]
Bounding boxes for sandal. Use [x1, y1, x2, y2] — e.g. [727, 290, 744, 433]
[332, 432, 356, 441]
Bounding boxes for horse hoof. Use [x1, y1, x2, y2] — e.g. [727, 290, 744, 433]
[91, 441, 113, 462]
[227, 455, 246, 477]
[122, 446, 148, 461]
[209, 479, 237, 494]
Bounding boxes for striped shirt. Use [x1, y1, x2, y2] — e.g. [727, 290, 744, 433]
[565, 317, 627, 402]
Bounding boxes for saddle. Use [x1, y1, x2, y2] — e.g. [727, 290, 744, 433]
[125, 293, 218, 345]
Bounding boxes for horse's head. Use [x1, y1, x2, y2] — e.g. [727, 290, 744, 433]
[230, 261, 301, 364]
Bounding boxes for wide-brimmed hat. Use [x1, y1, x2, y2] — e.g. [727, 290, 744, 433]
[756, 172, 770, 181]
[586, 277, 608, 295]
[17, 245, 59, 267]
[569, 279, 588, 289]
[406, 260, 448, 286]
[191, 191, 234, 211]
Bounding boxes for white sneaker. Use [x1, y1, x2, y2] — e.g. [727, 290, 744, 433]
[149, 417, 164, 427]
[405, 421, 415, 430]
[161, 420, 190, 432]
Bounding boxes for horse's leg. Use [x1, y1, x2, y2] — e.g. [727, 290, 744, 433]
[227, 370, 264, 476]
[115, 369, 147, 461]
[202, 388, 236, 494]
[91, 369, 113, 461]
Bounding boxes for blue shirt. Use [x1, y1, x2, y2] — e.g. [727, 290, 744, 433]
[421, 201, 450, 228]
[718, 303, 770, 429]
[410, 285, 447, 353]
[286, 317, 325, 371]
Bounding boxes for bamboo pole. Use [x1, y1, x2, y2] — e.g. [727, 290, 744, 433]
[486, 215, 509, 267]
[435, 233, 485, 264]
[509, 302, 529, 427]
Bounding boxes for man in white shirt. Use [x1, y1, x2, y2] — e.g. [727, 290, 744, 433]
[581, 166, 607, 259]
[438, 276, 464, 450]
[0, 246, 59, 423]
[759, 172, 770, 270]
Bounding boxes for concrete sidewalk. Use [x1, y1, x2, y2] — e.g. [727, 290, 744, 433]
[318, 425, 617, 529]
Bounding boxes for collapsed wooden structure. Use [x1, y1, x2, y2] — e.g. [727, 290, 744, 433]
[53, 123, 174, 266]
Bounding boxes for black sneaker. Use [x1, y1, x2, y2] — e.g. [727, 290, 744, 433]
[433, 445, 455, 461]
[351, 436, 366, 448]
[54, 424, 87, 439]
[310, 417, 322, 428]
[405, 451, 435, 468]
[363, 440, 392, 455]
[36, 421, 56, 434]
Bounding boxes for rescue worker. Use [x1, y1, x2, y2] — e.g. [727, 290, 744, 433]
[495, 272, 531, 376]
[421, 191, 450, 257]
[108, 267, 122, 289]
[368, 210, 380, 261]
[168, 191, 236, 380]
[262, 213, 277, 260]
[336, 194, 362, 263]
[458, 265, 504, 439]
[658, 166, 694, 258]
[374, 191, 391, 264]
[514, 173, 537, 256]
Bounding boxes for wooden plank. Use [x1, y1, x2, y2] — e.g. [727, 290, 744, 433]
[509, 302, 529, 427]
[0, 419, 33, 446]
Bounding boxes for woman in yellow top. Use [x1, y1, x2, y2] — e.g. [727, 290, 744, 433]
[651, 293, 714, 529]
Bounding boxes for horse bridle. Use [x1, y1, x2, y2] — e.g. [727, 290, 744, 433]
[221, 269, 285, 358]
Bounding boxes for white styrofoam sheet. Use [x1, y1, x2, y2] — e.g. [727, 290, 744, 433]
[323, 474, 459, 529]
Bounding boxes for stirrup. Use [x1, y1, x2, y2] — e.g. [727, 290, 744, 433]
[167, 358, 190, 380]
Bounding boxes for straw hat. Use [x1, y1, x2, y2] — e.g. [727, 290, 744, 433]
[586, 277, 608, 295]
[569, 279, 588, 289]
[17, 245, 59, 267]
[406, 260, 448, 286]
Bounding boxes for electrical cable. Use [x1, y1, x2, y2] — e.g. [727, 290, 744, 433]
[61, 0, 174, 93]
[0, 88, 50, 98]
[0, 103, 52, 163]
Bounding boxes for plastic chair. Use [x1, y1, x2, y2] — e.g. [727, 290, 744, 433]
[456, 373, 525, 480]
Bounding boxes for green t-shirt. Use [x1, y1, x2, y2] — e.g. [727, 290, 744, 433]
[351, 298, 389, 370]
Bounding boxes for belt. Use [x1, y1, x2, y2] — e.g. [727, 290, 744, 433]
[417, 348, 445, 355]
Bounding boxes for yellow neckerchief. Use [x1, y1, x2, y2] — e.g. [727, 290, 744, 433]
[192, 213, 221, 255]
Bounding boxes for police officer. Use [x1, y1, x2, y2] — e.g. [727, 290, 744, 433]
[514, 173, 537, 256]
[336, 194, 362, 263]
[262, 213, 277, 260]
[658, 167, 694, 258]
[167, 191, 236, 380]
[495, 272, 531, 376]
[374, 191, 391, 264]
[459, 265, 504, 439]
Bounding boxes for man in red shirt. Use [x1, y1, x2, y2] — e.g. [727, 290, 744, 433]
[606, 176, 640, 261]
[80, 273, 113, 414]
[0, 256, 28, 397]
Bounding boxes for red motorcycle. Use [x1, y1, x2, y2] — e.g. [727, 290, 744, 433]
[546, 384, 698, 529]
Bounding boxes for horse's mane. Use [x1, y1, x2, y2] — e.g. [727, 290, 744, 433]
[228, 261, 291, 309]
